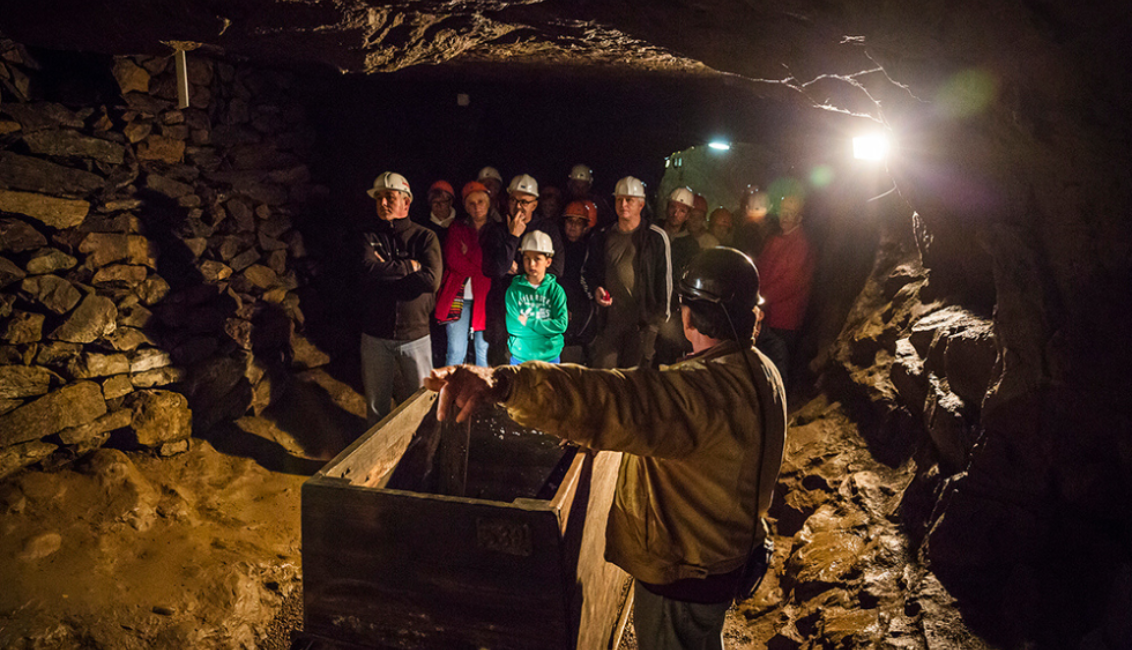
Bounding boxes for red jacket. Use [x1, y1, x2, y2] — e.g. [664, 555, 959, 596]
[435, 220, 492, 331]
[756, 226, 814, 331]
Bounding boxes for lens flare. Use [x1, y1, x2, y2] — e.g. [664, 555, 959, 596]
[810, 164, 835, 187]
[853, 134, 889, 161]
[936, 68, 998, 118]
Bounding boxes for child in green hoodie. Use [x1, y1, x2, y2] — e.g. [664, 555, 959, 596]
[506, 231, 568, 364]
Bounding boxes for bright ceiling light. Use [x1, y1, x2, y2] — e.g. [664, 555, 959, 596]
[708, 141, 731, 151]
[853, 134, 889, 161]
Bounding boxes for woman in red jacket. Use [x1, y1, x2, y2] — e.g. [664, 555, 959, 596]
[435, 182, 494, 366]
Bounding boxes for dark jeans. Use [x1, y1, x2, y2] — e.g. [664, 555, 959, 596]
[756, 327, 797, 387]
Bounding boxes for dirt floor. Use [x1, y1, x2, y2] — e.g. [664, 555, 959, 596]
[1, 367, 974, 649]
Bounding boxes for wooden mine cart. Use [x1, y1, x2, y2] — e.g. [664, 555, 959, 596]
[300, 389, 632, 650]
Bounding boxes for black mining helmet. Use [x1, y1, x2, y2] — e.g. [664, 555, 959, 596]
[677, 246, 762, 314]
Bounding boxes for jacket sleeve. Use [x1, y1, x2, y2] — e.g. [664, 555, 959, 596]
[445, 225, 481, 279]
[361, 232, 415, 281]
[651, 225, 673, 321]
[526, 284, 569, 337]
[481, 223, 521, 279]
[497, 359, 758, 459]
[503, 280, 523, 337]
[582, 229, 604, 293]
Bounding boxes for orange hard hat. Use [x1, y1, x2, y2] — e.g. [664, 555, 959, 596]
[693, 194, 708, 212]
[562, 200, 598, 229]
[429, 180, 455, 198]
[461, 181, 490, 202]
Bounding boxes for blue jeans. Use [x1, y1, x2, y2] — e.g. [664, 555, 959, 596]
[510, 356, 560, 365]
[360, 333, 433, 427]
[445, 299, 488, 367]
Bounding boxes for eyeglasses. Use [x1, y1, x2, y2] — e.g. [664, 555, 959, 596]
[513, 198, 537, 208]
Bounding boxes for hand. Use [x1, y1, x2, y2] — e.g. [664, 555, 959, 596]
[509, 260, 519, 275]
[518, 313, 529, 326]
[460, 242, 468, 255]
[595, 286, 612, 307]
[410, 260, 421, 272]
[508, 212, 528, 238]
[425, 365, 506, 423]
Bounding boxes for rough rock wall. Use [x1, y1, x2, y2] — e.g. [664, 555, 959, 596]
[0, 42, 331, 478]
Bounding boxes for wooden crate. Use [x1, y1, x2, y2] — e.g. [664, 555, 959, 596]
[301, 389, 631, 650]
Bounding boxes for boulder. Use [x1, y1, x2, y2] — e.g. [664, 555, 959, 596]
[0, 365, 53, 399]
[136, 135, 185, 163]
[0, 103, 84, 132]
[135, 275, 170, 305]
[0, 151, 105, 196]
[111, 57, 149, 94]
[0, 381, 107, 447]
[123, 122, 152, 143]
[34, 341, 81, 369]
[20, 274, 81, 314]
[50, 294, 117, 343]
[944, 324, 998, 407]
[143, 173, 194, 199]
[242, 264, 277, 289]
[0, 256, 27, 288]
[924, 377, 975, 474]
[91, 264, 148, 289]
[0, 218, 47, 253]
[23, 129, 124, 164]
[229, 247, 260, 272]
[2, 311, 45, 344]
[131, 367, 185, 388]
[68, 352, 131, 379]
[102, 375, 134, 400]
[130, 348, 172, 373]
[56, 408, 132, 445]
[25, 248, 78, 274]
[123, 390, 191, 448]
[0, 440, 56, 480]
[0, 189, 89, 229]
[784, 531, 868, 600]
[104, 327, 151, 352]
[78, 233, 157, 268]
[199, 260, 233, 282]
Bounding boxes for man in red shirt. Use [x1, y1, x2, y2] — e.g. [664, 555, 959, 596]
[755, 194, 814, 386]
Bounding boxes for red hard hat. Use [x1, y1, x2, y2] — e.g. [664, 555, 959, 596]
[429, 180, 455, 198]
[563, 200, 598, 229]
[693, 193, 708, 212]
[461, 181, 490, 202]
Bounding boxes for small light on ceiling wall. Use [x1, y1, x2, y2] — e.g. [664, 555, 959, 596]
[853, 134, 889, 161]
[457, 93, 470, 107]
[708, 141, 731, 151]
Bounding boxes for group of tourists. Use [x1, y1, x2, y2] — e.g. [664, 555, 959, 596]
[359, 161, 815, 650]
[357, 163, 815, 426]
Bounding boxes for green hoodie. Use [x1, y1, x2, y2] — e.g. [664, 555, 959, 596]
[505, 273, 568, 362]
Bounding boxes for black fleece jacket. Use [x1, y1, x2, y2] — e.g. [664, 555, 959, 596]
[357, 216, 442, 340]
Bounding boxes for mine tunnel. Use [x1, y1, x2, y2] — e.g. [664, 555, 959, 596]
[0, 2, 1130, 649]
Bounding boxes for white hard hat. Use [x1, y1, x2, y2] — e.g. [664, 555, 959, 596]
[478, 166, 503, 183]
[519, 230, 554, 256]
[367, 172, 412, 200]
[613, 176, 646, 198]
[669, 187, 695, 208]
[569, 164, 593, 182]
[508, 174, 539, 197]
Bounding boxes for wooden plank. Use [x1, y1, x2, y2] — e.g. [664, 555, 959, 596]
[319, 388, 436, 487]
[436, 417, 470, 496]
[302, 483, 569, 650]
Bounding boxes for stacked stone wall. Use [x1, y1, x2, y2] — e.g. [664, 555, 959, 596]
[0, 42, 331, 477]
